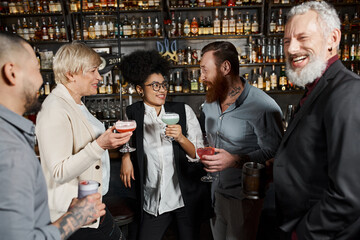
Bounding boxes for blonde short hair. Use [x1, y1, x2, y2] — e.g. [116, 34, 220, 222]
[53, 42, 101, 84]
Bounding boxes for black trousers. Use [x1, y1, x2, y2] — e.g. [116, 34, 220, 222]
[68, 207, 123, 240]
[138, 207, 199, 240]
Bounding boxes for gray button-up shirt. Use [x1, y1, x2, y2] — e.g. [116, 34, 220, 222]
[202, 79, 283, 199]
[0, 104, 60, 240]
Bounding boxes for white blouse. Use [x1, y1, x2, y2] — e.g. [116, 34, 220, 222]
[78, 103, 110, 196]
[142, 103, 202, 216]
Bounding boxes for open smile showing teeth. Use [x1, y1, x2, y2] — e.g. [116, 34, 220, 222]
[293, 56, 307, 62]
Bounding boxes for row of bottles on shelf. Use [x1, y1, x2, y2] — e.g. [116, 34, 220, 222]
[69, 0, 161, 12]
[340, 33, 360, 61]
[246, 65, 300, 92]
[169, 0, 263, 8]
[2, 17, 67, 41]
[167, 8, 260, 37]
[272, 0, 360, 4]
[168, 68, 206, 93]
[1, 0, 62, 14]
[85, 98, 123, 121]
[341, 13, 360, 32]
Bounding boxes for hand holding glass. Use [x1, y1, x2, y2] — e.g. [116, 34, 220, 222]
[196, 134, 217, 182]
[115, 120, 137, 153]
[161, 112, 180, 141]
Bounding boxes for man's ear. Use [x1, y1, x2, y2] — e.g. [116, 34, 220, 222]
[2, 62, 17, 86]
[328, 28, 341, 54]
[221, 60, 231, 76]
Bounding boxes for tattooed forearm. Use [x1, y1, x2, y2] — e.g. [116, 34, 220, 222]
[228, 86, 241, 97]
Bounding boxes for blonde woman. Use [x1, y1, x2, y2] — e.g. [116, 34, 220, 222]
[36, 42, 131, 240]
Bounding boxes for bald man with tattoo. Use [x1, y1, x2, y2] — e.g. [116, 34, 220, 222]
[199, 41, 284, 240]
[0, 32, 106, 240]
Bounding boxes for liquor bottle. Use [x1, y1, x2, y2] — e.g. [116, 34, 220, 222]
[60, 19, 66, 41]
[108, 0, 115, 9]
[191, 17, 199, 36]
[229, 8, 236, 35]
[264, 71, 270, 92]
[269, 11, 276, 33]
[235, 0, 242, 5]
[108, 17, 115, 39]
[279, 65, 287, 91]
[70, 0, 78, 12]
[29, 0, 35, 13]
[42, 0, 48, 12]
[270, 37, 278, 63]
[148, 0, 155, 8]
[106, 76, 113, 94]
[94, 14, 101, 39]
[83, 20, 89, 40]
[175, 71, 183, 93]
[123, 15, 132, 38]
[88, 19, 96, 39]
[146, 16, 155, 37]
[41, 17, 49, 41]
[342, 33, 350, 61]
[49, 0, 56, 12]
[227, 0, 236, 6]
[251, 13, 259, 34]
[190, 69, 199, 92]
[44, 75, 51, 95]
[198, 0, 206, 7]
[351, 12, 359, 32]
[168, 73, 175, 93]
[243, 12, 251, 35]
[87, 0, 94, 10]
[265, 37, 271, 63]
[170, 12, 177, 37]
[278, 38, 285, 62]
[242, 0, 249, 5]
[16, 19, 24, 38]
[349, 34, 356, 61]
[35, 0, 42, 13]
[9, 0, 17, 14]
[222, 8, 229, 35]
[22, 18, 30, 41]
[48, 17, 55, 41]
[236, 14, 244, 35]
[256, 38, 263, 63]
[342, 13, 351, 32]
[177, 13, 183, 36]
[183, 71, 190, 93]
[199, 75, 205, 93]
[98, 77, 106, 94]
[206, 0, 213, 6]
[213, 8, 221, 35]
[100, 0, 107, 9]
[54, 18, 61, 40]
[199, 16, 205, 35]
[213, 0, 221, 6]
[183, 17, 191, 36]
[270, 65, 277, 90]
[29, 18, 35, 41]
[154, 16, 161, 37]
[101, 14, 108, 39]
[207, 16, 213, 35]
[276, 9, 284, 33]
[138, 16, 146, 37]
[94, 0, 101, 10]
[73, 19, 81, 40]
[257, 67, 264, 90]
[16, 0, 24, 13]
[131, 16, 138, 38]
[251, 68, 258, 88]
[23, 0, 30, 13]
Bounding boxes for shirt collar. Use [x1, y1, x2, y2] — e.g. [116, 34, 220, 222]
[0, 104, 36, 139]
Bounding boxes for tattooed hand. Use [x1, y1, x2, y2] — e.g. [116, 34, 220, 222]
[52, 193, 106, 240]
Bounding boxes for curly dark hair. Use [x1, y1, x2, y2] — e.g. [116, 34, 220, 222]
[120, 50, 171, 86]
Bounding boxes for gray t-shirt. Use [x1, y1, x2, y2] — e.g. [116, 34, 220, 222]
[0, 104, 60, 240]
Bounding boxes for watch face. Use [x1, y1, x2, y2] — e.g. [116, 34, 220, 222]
[99, 56, 106, 70]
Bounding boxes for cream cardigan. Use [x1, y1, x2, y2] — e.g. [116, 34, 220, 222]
[36, 83, 104, 228]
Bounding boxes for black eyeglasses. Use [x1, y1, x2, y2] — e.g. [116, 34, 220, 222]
[144, 81, 169, 92]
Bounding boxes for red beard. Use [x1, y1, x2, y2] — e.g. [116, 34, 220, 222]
[205, 70, 229, 103]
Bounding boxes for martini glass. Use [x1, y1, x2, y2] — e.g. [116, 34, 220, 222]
[161, 112, 180, 141]
[115, 120, 137, 153]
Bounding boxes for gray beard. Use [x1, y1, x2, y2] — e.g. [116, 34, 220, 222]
[286, 55, 327, 87]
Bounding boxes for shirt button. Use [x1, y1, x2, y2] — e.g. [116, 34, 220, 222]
[95, 165, 100, 170]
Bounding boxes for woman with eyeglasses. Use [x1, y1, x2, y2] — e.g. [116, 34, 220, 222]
[119, 50, 212, 240]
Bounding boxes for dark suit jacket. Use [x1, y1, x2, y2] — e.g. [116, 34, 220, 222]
[274, 60, 360, 240]
[126, 101, 213, 226]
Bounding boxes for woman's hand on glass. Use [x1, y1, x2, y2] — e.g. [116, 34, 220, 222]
[120, 154, 135, 188]
[164, 124, 185, 142]
[96, 126, 132, 150]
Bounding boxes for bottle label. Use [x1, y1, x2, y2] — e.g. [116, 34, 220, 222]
[270, 75, 277, 88]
